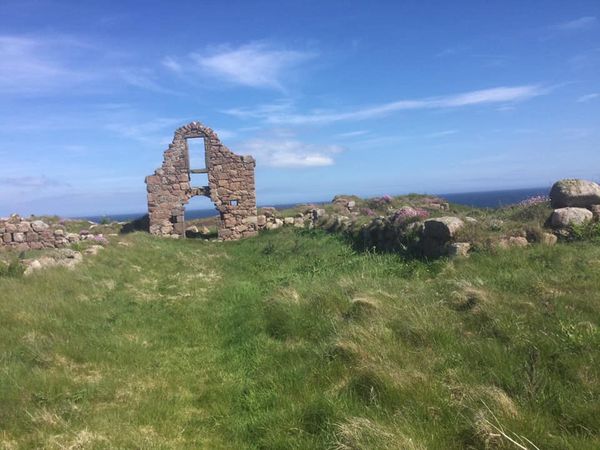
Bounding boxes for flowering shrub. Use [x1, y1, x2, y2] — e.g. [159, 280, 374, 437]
[371, 195, 393, 208]
[518, 195, 550, 207]
[93, 235, 109, 246]
[420, 196, 445, 204]
[361, 208, 376, 216]
[393, 206, 429, 224]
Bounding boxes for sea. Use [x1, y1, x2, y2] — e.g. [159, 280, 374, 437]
[81, 187, 550, 223]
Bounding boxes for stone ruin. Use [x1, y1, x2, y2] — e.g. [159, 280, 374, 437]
[0, 215, 107, 251]
[145, 121, 258, 241]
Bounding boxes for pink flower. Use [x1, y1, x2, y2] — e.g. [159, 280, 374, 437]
[361, 208, 375, 216]
[93, 235, 109, 245]
[517, 196, 549, 207]
[393, 206, 429, 224]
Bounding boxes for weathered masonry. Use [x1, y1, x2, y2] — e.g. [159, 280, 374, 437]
[145, 121, 258, 240]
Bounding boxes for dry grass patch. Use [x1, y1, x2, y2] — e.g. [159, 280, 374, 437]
[333, 417, 424, 450]
[53, 355, 103, 385]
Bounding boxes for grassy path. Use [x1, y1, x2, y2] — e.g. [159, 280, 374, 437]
[1, 230, 600, 449]
[1, 236, 231, 448]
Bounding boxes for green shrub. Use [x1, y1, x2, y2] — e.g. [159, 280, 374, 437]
[0, 260, 24, 278]
[503, 202, 552, 223]
[569, 221, 600, 242]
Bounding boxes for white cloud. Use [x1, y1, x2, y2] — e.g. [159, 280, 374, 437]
[240, 137, 342, 168]
[225, 85, 545, 125]
[554, 16, 597, 32]
[190, 43, 314, 89]
[577, 93, 599, 103]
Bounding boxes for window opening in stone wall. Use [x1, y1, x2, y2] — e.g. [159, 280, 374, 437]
[230, 199, 239, 206]
[187, 137, 209, 189]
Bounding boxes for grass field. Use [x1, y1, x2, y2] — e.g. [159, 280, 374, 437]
[1, 228, 600, 449]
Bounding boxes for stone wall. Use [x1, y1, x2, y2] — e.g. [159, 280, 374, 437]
[145, 121, 258, 240]
[0, 215, 93, 251]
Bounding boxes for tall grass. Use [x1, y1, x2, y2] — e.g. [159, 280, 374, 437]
[1, 229, 599, 448]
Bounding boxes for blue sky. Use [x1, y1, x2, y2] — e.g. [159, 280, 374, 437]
[1, 0, 599, 216]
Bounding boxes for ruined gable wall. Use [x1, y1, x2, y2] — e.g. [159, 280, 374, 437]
[146, 121, 258, 240]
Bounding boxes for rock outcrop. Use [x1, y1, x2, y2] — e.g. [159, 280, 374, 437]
[550, 207, 593, 228]
[448, 242, 471, 258]
[423, 217, 464, 240]
[23, 248, 87, 275]
[419, 217, 465, 258]
[550, 179, 600, 208]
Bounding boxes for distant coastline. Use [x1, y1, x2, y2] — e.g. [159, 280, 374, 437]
[78, 186, 550, 223]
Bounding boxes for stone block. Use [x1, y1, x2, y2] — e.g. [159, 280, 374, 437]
[449, 242, 471, 258]
[423, 217, 464, 241]
[16, 222, 31, 233]
[31, 220, 49, 232]
[551, 207, 593, 228]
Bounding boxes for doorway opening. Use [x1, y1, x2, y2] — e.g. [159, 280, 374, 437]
[184, 195, 218, 239]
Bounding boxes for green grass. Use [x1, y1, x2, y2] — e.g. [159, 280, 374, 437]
[1, 229, 600, 449]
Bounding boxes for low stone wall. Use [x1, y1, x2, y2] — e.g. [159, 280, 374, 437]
[0, 215, 106, 251]
[260, 208, 552, 258]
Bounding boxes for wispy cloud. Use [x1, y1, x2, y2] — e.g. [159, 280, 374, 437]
[435, 45, 469, 57]
[118, 68, 179, 95]
[225, 85, 545, 125]
[0, 35, 91, 94]
[569, 47, 600, 70]
[335, 130, 370, 138]
[577, 93, 599, 103]
[240, 134, 342, 168]
[435, 46, 509, 68]
[554, 16, 597, 32]
[0, 175, 69, 189]
[351, 129, 460, 148]
[105, 117, 185, 144]
[161, 56, 182, 73]
[562, 127, 594, 139]
[184, 42, 315, 90]
[426, 130, 458, 138]
[223, 99, 294, 119]
[0, 33, 181, 96]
